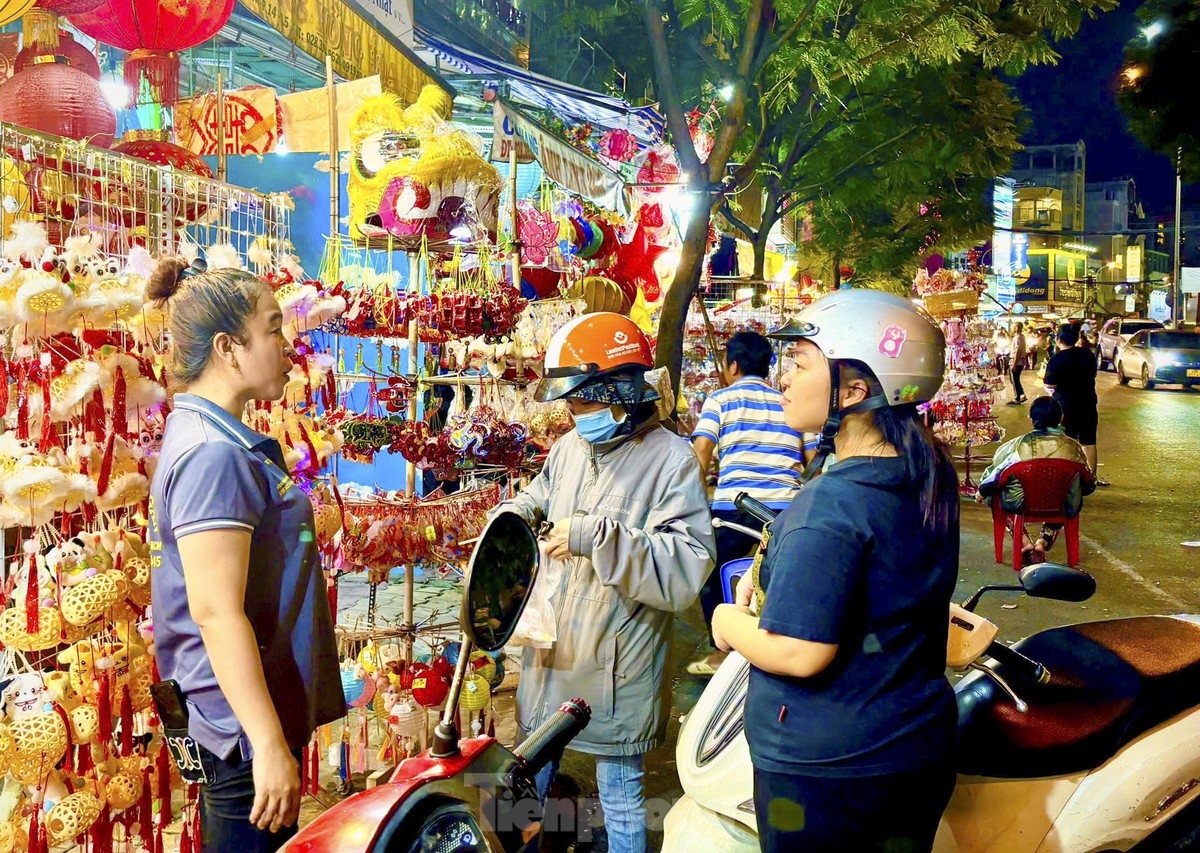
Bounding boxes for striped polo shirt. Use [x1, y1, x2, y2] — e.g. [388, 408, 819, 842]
[691, 377, 811, 511]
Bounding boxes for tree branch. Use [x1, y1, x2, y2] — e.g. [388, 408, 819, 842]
[720, 199, 757, 239]
[642, 0, 702, 178]
[786, 126, 916, 195]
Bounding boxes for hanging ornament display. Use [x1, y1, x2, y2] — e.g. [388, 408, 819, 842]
[111, 131, 216, 224]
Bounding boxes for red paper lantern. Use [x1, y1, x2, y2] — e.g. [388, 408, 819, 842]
[69, 0, 235, 106]
[0, 58, 116, 148]
[410, 673, 449, 709]
[111, 132, 215, 224]
[14, 32, 101, 79]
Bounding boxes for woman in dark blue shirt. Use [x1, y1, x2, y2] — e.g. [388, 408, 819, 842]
[712, 290, 959, 852]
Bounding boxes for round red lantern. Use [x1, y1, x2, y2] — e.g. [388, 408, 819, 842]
[69, 0, 235, 106]
[14, 32, 101, 79]
[0, 57, 116, 148]
[111, 131, 215, 224]
[410, 672, 449, 709]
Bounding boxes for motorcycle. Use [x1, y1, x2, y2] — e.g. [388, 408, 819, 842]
[286, 511, 591, 853]
[664, 496, 1200, 853]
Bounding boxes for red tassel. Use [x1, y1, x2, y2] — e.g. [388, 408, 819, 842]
[113, 366, 128, 439]
[51, 703, 74, 775]
[25, 547, 39, 635]
[179, 823, 192, 853]
[309, 737, 321, 796]
[77, 742, 94, 775]
[139, 766, 154, 850]
[300, 744, 308, 795]
[97, 670, 113, 752]
[0, 354, 9, 417]
[27, 811, 39, 853]
[191, 787, 203, 851]
[156, 741, 173, 826]
[86, 389, 106, 439]
[154, 825, 165, 853]
[97, 430, 116, 497]
[39, 378, 60, 454]
[119, 684, 134, 757]
[16, 361, 29, 441]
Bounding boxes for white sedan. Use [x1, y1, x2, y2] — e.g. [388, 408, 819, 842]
[1116, 330, 1200, 390]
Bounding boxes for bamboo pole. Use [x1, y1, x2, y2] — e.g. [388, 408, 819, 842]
[215, 72, 226, 182]
[326, 57, 340, 279]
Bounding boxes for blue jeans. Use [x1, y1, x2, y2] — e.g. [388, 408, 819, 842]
[536, 754, 647, 853]
[198, 745, 301, 853]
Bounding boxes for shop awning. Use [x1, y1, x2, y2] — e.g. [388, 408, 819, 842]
[237, 0, 453, 105]
[415, 29, 665, 144]
[497, 98, 630, 215]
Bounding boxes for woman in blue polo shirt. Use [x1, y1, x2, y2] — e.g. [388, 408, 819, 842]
[712, 291, 959, 852]
[147, 258, 342, 852]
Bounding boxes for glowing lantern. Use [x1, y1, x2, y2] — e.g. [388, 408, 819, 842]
[0, 57, 116, 148]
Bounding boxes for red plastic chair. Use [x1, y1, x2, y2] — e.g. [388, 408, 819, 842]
[990, 458, 1092, 571]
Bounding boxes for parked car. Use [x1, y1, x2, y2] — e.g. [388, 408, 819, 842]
[1115, 330, 1200, 390]
[1096, 317, 1164, 370]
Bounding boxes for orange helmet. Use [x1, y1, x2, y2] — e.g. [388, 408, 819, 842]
[535, 312, 654, 402]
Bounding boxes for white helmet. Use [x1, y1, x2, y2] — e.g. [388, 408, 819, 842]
[769, 290, 946, 406]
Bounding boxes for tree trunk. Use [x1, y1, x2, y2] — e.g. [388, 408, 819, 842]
[655, 202, 718, 402]
[752, 188, 782, 299]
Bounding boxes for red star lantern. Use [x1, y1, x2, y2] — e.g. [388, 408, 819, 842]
[607, 223, 669, 304]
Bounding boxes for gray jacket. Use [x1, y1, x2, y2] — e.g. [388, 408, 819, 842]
[498, 418, 714, 756]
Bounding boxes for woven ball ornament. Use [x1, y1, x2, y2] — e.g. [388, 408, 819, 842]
[0, 724, 13, 762]
[46, 791, 103, 844]
[105, 770, 143, 811]
[61, 570, 122, 625]
[0, 606, 64, 651]
[70, 703, 99, 743]
[459, 674, 491, 711]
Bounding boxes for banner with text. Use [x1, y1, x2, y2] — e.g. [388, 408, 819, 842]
[490, 102, 535, 164]
[499, 100, 629, 215]
[240, 0, 449, 106]
[177, 86, 281, 155]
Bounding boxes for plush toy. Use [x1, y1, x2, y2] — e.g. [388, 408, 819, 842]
[347, 85, 503, 248]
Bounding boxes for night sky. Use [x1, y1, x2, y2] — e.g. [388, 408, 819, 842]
[1009, 2, 1195, 218]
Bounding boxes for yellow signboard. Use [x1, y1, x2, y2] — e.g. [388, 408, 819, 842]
[239, 0, 451, 106]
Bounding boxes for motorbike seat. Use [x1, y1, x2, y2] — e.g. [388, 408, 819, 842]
[956, 616, 1200, 778]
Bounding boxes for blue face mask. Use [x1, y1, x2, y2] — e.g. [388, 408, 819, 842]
[573, 407, 626, 443]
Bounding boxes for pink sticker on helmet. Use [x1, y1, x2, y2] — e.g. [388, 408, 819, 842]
[878, 325, 907, 358]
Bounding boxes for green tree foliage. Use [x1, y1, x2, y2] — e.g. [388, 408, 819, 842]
[1118, 0, 1200, 178]
[529, 0, 1116, 394]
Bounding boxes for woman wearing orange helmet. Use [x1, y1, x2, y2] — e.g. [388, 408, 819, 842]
[497, 312, 715, 853]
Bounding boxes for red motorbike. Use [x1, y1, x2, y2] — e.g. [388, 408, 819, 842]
[286, 512, 590, 853]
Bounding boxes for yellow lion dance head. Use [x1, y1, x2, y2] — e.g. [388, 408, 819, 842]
[347, 85, 503, 248]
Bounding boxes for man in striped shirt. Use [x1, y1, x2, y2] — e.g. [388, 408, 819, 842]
[688, 331, 814, 676]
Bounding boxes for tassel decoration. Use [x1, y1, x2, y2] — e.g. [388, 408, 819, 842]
[38, 376, 60, 454]
[309, 736, 321, 796]
[51, 702, 74, 775]
[77, 741, 94, 775]
[24, 541, 39, 635]
[16, 361, 29, 441]
[112, 366, 128, 439]
[97, 430, 116, 497]
[0, 354, 9, 417]
[191, 789, 202, 851]
[179, 823, 192, 853]
[119, 684, 134, 756]
[156, 741, 173, 826]
[139, 766, 154, 850]
[154, 825, 165, 853]
[97, 670, 113, 753]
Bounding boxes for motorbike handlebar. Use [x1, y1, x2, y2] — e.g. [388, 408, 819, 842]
[985, 640, 1050, 685]
[516, 698, 592, 777]
[734, 493, 777, 526]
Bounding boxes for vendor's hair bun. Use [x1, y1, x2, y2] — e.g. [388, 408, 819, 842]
[146, 257, 190, 303]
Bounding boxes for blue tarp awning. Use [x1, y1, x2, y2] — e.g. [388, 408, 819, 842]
[414, 29, 666, 145]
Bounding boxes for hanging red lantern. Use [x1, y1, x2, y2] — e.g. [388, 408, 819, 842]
[410, 672, 449, 709]
[111, 131, 215, 225]
[0, 57, 116, 148]
[69, 0, 235, 107]
[14, 32, 101, 79]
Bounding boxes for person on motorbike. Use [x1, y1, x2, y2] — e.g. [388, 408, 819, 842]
[711, 291, 959, 853]
[496, 312, 715, 853]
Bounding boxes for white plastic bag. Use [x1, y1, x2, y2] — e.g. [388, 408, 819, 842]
[508, 544, 562, 649]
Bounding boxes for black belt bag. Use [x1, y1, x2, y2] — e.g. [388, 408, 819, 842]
[150, 680, 211, 784]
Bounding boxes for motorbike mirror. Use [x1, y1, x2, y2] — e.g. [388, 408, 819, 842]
[461, 511, 540, 653]
[1018, 563, 1096, 602]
